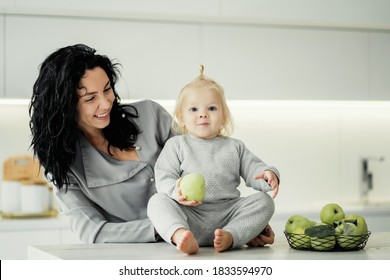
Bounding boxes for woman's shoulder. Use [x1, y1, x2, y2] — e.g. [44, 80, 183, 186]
[127, 99, 164, 111]
[127, 99, 170, 121]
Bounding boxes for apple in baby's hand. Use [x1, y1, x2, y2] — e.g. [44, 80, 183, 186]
[180, 173, 206, 202]
[320, 203, 345, 226]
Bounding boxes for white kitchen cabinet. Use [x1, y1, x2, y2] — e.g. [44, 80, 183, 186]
[4, 15, 200, 100]
[1, 229, 63, 259]
[2, 11, 390, 100]
[0, 216, 81, 260]
[370, 32, 390, 100]
[202, 25, 370, 100]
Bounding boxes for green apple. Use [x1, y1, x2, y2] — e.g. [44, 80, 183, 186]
[289, 228, 311, 249]
[311, 236, 336, 251]
[336, 236, 360, 250]
[335, 222, 357, 235]
[335, 215, 368, 249]
[285, 215, 314, 234]
[285, 215, 313, 249]
[180, 173, 206, 202]
[335, 223, 360, 249]
[320, 203, 345, 226]
[344, 214, 368, 235]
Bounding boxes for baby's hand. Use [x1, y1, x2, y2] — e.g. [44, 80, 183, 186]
[176, 178, 202, 206]
[255, 171, 279, 199]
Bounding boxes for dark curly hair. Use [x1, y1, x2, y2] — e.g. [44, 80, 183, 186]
[29, 44, 140, 191]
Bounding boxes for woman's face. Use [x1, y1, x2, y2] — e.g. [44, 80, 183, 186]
[76, 67, 115, 136]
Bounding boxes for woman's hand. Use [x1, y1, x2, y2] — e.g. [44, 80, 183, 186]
[246, 224, 275, 247]
[176, 178, 202, 206]
[255, 170, 279, 199]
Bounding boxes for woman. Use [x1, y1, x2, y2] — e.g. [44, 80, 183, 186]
[29, 43, 275, 245]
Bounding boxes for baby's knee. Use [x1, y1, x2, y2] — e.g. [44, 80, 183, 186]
[251, 192, 275, 214]
[262, 192, 275, 211]
[147, 193, 169, 212]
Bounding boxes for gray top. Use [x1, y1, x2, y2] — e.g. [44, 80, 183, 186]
[54, 100, 174, 243]
[155, 134, 280, 202]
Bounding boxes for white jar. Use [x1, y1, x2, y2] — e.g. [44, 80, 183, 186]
[20, 181, 49, 214]
[1, 180, 22, 214]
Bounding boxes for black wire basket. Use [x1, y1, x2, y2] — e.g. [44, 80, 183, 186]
[284, 231, 371, 251]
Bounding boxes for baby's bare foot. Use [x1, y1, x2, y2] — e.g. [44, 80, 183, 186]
[172, 228, 199, 255]
[214, 229, 233, 252]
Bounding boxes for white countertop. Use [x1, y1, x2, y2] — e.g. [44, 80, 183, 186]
[28, 232, 390, 260]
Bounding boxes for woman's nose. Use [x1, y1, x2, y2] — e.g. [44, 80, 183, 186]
[99, 93, 111, 108]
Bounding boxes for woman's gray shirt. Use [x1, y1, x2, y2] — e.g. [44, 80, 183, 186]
[53, 100, 174, 243]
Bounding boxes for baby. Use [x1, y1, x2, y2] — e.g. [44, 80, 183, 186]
[147, 66, 280, 254]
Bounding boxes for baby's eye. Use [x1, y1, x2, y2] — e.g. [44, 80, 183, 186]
[189, 107, 198, 112]
[209, 106, 218, 111]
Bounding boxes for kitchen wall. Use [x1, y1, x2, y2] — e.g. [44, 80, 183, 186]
[1, 100, 390, 215]
[1, 1, 390, 214]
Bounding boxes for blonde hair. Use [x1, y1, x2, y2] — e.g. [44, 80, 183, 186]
[172, 65, 234, 136]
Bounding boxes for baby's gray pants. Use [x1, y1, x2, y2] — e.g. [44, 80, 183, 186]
[147, 192, 275, 249]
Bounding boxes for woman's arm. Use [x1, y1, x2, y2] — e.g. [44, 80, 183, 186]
[54, 185, 157, 243]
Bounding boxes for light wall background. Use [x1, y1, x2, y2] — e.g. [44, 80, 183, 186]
[1, 100, 390, 215]
[1, 0, 390, 216]
[1, 0, 390, 100]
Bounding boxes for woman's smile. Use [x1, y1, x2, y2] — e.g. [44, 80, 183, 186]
[95, 111, 110, 120]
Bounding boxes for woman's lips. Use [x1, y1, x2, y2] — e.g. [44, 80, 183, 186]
[95, 112, 109, 119]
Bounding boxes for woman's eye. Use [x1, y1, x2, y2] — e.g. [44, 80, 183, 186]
[85, 96, 95, 102]
[104, 86, 112, 92]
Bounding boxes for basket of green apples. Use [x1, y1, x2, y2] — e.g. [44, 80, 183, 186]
[284, 203, 371, 251]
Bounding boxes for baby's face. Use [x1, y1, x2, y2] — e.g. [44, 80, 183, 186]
[179, 88, 224, 139]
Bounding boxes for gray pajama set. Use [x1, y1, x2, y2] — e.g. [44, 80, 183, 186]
[147, 134, 280, 249]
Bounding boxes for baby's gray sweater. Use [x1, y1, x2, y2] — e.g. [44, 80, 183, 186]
[155, 134, 280, 202]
